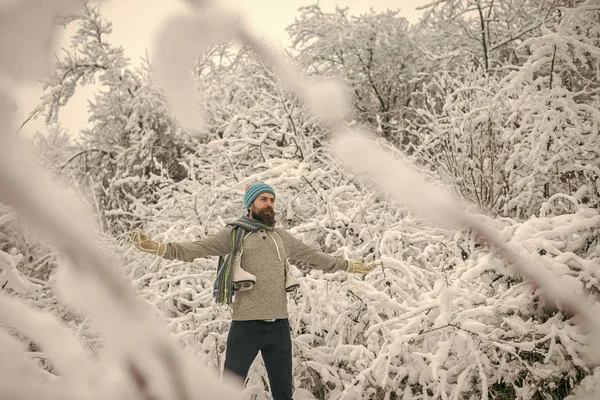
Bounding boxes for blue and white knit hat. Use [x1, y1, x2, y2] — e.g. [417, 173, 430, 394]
[244, 182, 276, 212]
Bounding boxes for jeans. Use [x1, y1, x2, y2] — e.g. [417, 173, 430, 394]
[224, 319, 293, 400]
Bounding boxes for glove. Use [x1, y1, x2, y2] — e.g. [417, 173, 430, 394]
[132, 231, 167, 257]
[346, 259, 377, 274]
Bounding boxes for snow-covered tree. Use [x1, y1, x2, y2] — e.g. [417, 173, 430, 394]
[287, 5, 426, 145]
[408, 0, 600, 218]
[32, 124, 73, 173]
[408, 68, 511, 215]
[38, 4, 196, 234]
[418, 0, 562, 73]
[499, 0, 600, 217]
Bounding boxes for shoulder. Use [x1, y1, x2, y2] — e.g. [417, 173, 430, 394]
[204, 225, 233, 239]
[210, 224, 233, 233]
[274, 227, 291, 236]
[274, 227, 300, 243]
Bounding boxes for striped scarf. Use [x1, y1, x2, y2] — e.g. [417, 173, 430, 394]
[213, 216, 274, 304]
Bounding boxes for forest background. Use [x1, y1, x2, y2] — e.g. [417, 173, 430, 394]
[2, 0, 600, 399]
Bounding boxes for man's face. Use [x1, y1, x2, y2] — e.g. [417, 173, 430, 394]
[249, 192, 276, 226]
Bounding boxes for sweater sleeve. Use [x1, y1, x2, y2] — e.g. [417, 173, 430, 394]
[277, 229, 348, 273]
[163, 227, 232, 262]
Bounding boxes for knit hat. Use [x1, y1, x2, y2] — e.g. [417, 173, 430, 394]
[244, 182, 275, 212]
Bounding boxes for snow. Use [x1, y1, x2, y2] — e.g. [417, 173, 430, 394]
[2, 0, 600, 399]
[0, 248, 40, 293]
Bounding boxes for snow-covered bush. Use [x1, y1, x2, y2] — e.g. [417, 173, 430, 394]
[409, 0, 600, 220]
[499, 0, 600, 218]
[115, 162, 600, 399]
[407, 68, 511, 215]
[110, 121, 600, 398]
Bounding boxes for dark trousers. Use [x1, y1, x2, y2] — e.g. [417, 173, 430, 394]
[224, 319, 293, 400]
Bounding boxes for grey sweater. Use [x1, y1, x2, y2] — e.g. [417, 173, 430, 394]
[163, 225, 348, 321]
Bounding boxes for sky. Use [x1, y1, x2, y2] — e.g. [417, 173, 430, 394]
[14, 0, 430, 137]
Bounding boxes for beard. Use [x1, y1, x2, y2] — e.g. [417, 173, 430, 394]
[251, 207, 276, 227]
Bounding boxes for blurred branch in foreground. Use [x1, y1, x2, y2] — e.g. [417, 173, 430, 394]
[0, 1, 240, 399]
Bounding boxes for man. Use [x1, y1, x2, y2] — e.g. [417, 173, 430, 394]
[132, 182, 376, 400]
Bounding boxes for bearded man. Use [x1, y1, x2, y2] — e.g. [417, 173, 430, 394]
[132, 182, 375, 400]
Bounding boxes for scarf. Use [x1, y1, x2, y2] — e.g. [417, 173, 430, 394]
[213, 216, 274, 304]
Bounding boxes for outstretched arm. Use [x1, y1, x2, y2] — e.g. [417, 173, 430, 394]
[278, 229, 375, 274]
[132, 227, 231, 262]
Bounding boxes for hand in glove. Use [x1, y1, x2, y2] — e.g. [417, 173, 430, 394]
[132, 231, 167, 257]
[346, 259, 377, 274]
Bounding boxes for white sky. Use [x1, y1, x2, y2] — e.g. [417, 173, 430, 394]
[14, 0, 430, 137]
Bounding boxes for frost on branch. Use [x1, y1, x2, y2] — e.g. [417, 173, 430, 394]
[406, 69, 512, 215]
[499, 0, 600, 217]
[0, 248, 39, 293]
